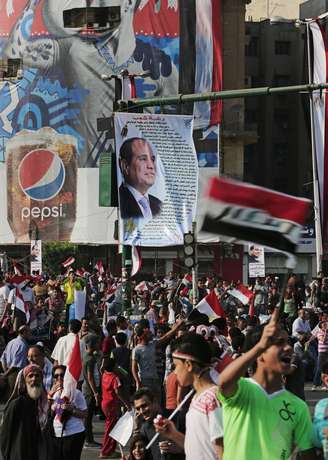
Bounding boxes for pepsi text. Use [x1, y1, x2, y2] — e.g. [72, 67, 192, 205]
[21, 204, 65, 221]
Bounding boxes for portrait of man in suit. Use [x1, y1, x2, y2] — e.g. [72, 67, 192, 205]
[248, 245, 261, 263]
[119, 137, 163, 219]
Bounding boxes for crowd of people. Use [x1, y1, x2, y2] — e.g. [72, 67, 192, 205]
[1, 267, 328, 459]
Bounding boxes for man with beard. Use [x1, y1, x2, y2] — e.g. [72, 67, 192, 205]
[0, 364, 49, 460]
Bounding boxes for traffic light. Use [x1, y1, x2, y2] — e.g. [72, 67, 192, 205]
[183, 232, 196, 268]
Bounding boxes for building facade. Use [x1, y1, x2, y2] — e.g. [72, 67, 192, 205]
[244, 17, 316, 278]
[300, 0, 328, 18]
[247, 0, 302, 21]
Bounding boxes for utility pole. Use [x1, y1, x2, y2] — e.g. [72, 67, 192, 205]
[191, 221, 198, 308]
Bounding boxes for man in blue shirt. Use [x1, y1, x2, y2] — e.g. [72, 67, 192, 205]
[1, 325, 30, 372]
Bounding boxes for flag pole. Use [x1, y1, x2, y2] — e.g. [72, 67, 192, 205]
[306, 22, 323, 274]
[192, 221, 198, 308]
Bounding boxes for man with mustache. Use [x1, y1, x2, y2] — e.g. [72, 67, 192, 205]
[119, 137, 162, 219]
[0, 364, 49, 460]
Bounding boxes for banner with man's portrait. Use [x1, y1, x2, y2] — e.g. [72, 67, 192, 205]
[248, 244, 265, 278]
[30, 239, 42, 275]
[115, 113, 198, 246]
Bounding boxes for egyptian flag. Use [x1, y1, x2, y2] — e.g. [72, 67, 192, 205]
[228, 284, 254, 305]
[196, 290, 225, 318]
[122, 74, 136, 99]
[62, 335, 82, 402]
[95, 259, 105, 275]
[181, 274, 193, 287]
[134, 0, 222, 128]
[308, 20, 328, 254]
[9, 275, 32, 322]
[131, 246, 142, 277]
[62, 257, 75, 268]
[75, 269, 84, 278]
[135, 281, 148, 292]
[201, 177, 311, 256]
[179, 0, 222, 126]
[12, 261, 23, 276]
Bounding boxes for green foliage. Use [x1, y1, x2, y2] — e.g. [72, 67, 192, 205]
[42, 242, 78, 274]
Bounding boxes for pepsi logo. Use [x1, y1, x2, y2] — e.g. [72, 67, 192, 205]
[18, 149, 65, 201]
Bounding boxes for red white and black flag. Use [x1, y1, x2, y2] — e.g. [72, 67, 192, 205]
[308, 20, 328, 253]
[201, 177, 311, 255]
[178, 0, 223, 126]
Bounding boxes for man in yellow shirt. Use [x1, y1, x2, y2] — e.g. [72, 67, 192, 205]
[62, 271, 83, 326]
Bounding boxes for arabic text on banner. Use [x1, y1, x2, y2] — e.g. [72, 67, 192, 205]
[114, 113, 198, 247]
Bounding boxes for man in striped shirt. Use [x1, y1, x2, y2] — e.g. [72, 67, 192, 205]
[311, 319, 328, 390]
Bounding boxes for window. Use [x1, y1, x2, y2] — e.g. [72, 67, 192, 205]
[275, 41, 291, 56]
[246, 37, 259, 57]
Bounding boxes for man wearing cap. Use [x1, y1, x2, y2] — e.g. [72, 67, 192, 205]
[1, 325, 30, 372]
[0, 364, 49, 460]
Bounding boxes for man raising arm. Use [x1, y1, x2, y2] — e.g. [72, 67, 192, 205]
[218, 308, 316, 460]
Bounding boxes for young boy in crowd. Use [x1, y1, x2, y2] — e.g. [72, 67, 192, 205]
[218, 309, 316, 460]
[100, 357, 131, 459]
[113, 331, 131, 397]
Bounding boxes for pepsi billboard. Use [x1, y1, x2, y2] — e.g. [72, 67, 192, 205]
[19, 149, 66, 201]
[0, 0, 222, 243]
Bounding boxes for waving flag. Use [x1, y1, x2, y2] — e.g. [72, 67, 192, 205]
[9, 275, 32, 322]
[131, 246, 142, 278]
[62, 334, 82, 401]
[12, 261, 23, 276]
[181, 274, 193, 287]
[135, 281, 149, 292]
[308, 20, 328, 255]
[201, 177, 311, 256]
[196, 290, 225, 318]
[75, 269, 84, 278]
[62, 257, 75, 268]
[95, 259, 105, 275]
[228, 284, 254, 305]
[178, 0, 223, 126]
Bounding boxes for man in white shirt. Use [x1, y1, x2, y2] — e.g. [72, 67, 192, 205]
[292, 309, 312, 340]
[119, 137, 162, 219]
[51, 319, 82, 366]
[0, 276, 10, 323]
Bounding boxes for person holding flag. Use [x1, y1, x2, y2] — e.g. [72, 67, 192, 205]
[50, 331, 87, 460]
[217, 308, 316, 460]
[7, 276, 35, 332]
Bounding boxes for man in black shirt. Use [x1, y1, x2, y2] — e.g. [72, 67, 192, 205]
[133, 387, 185, 460]
[82, 334, 101, 447]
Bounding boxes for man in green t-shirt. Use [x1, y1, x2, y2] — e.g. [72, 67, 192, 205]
[218, 308, 316, 460]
